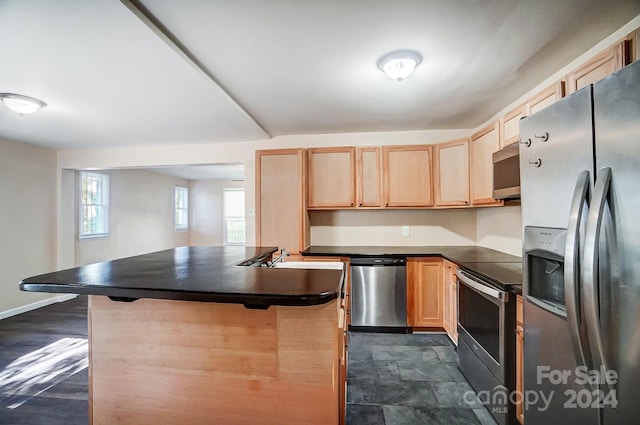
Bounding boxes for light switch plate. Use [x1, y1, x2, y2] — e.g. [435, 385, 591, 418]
[402, 226, 410, 237]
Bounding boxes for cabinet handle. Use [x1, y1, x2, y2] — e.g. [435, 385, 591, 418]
[534, 132, 549, 142]
[359, 203, 363, 207]
[528, 158, 542, 168]
[519, 138, 532, 147]
[385, 203, 389, 207]
[351, 202, 354, 206]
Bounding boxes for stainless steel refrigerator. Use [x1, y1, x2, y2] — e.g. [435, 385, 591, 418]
[519, 59, 640, 425]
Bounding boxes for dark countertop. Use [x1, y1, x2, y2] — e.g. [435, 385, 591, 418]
[20, 246, 344, 308]
[302, 245, 522, 292]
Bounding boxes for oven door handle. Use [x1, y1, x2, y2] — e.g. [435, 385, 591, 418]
[456, 270, 508, 301]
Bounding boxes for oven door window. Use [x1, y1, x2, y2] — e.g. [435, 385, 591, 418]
[459, 284, 500, 362]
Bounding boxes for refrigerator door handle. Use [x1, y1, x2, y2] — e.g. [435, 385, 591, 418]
[583, 167, 611, 384]
[564, 170, 590, 368]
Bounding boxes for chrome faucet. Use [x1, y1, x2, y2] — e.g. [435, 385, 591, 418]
[266, 248, 289, 267]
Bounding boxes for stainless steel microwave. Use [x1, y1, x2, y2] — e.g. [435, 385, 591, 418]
[492, 143, 520, 200]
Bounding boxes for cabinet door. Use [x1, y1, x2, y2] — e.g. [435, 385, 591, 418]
[308, 147, 356, 209]
[357, 147, 381, 207]
[525, 81, 565, 115]
[470, 122, 502, 206]
[256, 149, 309, 253]
[382, 145, 434, 207]
[442, 260, 459, 344]
[434, 139, 470, 207]
[516, 295, 524, 424]
[501, 105, 524, 148]
[566, 41, 630, 94]
[442, 260, 458, 345]
[407, 258, 443, 328]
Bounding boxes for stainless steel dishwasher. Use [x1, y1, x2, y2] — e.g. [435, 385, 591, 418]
[350, 257, 407, 330]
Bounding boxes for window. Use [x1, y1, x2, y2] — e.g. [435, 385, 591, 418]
[223, 188, 245, 245]
[79, 171, 110, 238]
[175, 186, 189, 230]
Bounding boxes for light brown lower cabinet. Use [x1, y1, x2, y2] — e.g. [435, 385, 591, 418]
[407, 258, 443, 328]
[516, 294, 524, 424]
[442, 260, 458, 345]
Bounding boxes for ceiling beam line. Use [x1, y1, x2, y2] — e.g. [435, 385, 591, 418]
[120, 0, 271, 139]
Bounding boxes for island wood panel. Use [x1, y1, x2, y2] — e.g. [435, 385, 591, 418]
[89, 295, 340, 425]
[357, 147, 382, 207]
[307, 147, 356, 209]
[256, 149, 309, 253]
[382, 145, 433, 207]
[434, 138, 470, 207]
[566, 41, 630, 94]
[470, 122, 502, 206]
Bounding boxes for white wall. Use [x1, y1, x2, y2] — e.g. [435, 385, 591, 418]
[476, 205, 522, 256]
[72, 169, 191, 265]
[310, 209, 476, 246]
[0, 138, 57, 313]
[190, 179, 244, 246]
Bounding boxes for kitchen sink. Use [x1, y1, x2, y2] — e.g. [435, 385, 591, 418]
[272, 261, 344, 270]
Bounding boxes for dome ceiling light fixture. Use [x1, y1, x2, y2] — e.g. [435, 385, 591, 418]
[377, 49, 423, 82]
[0, 93, 47, 116]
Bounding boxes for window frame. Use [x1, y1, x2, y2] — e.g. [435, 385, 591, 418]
[174, 186, 189, 231]
[78, 171, 110, 239]
[223, 188, 246, 246]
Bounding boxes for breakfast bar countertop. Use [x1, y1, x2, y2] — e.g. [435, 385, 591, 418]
[20, 246, 345, 308]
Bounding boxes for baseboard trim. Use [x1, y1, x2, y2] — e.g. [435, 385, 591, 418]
[0, 294, 78, 320]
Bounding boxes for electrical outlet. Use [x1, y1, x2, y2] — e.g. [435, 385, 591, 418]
[248, 208, 256, 217]
[402, 226, 410, 237]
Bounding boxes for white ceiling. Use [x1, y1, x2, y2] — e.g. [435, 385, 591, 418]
[1, 0, 639, 150]
[147, 163, 244, 180]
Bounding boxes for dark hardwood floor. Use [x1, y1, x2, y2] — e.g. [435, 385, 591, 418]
[0, 296, 88, 425]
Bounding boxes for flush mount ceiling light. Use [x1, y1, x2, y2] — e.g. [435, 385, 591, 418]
[377, 50, 422, 82]
[0, 93, 47, 116]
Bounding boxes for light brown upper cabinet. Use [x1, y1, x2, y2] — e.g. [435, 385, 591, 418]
[501, 104, 525, 148]
[470, 122, 502, 206]
[382, 145, 434, 207]
[525, 81, 565, 116]
[566, 40, 631, 94]
[357, 147, 381, 208]
[307, 147, 356, 209]
[256, 149, 309, 254]
[407, 257, 444, 328]
[434, 138, 470, 207]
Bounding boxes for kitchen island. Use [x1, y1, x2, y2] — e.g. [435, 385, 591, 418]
[20, 246, 347, 425]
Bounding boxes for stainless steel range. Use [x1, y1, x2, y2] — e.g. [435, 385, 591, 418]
[456, 265, 521, 425]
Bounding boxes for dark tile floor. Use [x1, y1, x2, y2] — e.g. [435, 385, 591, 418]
[346, 332, 497, 425]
